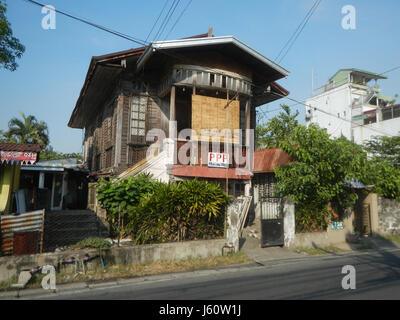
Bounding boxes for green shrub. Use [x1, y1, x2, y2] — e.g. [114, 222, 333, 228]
[74, 237, 112, 251]
[126, 179, 230, 244]
[95, 173, 158, 236]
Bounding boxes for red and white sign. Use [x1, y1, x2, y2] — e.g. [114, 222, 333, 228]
[208, 152, 229, 168]
[0, 151, 38, 164]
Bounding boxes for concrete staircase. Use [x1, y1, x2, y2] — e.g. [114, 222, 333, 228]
[241, 218, 262, 251]
[43, 210, 109, 252]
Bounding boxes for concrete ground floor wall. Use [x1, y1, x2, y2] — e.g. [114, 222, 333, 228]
[0, 238, 227, 283]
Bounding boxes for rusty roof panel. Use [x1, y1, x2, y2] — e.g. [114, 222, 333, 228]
[0, 143, 41, 153]
[253, 148, 292, 173]
[0, 210, 45, 256]
[171, 165, 251, 180]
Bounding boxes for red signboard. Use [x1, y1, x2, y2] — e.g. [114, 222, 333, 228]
[0, 151, 37, 164]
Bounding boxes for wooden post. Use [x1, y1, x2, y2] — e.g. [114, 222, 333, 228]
[170, 85, 176, 127]
[40, 209, 46, 253]
[245, 98, 251, 145]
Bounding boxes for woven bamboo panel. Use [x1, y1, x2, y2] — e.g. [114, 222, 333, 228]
[191, 95, 240, 144]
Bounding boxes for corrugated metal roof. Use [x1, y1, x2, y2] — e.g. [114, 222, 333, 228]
[0, 210, 45, 256]
[0, 143, 41, 153]
[253, 148, 291, 173]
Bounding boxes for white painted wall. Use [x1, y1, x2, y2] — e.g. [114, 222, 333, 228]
[306, 84, 352, 139]
[353, 117, 400, 145]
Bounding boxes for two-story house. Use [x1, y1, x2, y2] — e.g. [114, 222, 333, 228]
[68, 31, 289, 198]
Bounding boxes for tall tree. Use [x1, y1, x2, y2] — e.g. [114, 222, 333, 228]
[0, 0, 25, 71]
[4, 112, 49, 149]
[364, 135, 400, 169]
[256, 104, 299, 150]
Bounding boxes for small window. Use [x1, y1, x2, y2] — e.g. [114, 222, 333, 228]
[222, 76, 226, 88]
[131, 97, 146, 136]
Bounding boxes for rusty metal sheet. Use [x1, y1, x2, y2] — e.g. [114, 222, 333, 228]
[0, 210, 45, 256]
[253, 148, 292, 173]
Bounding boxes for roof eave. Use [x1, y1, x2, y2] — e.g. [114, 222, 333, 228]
[137, 36, 289, 78]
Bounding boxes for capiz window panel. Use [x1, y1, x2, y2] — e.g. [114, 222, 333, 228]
[131, 96, 147, 136]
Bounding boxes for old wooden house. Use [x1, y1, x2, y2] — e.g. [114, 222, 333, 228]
[68, 31, 289, 197]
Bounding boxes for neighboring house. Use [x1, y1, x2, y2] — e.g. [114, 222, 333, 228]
[252, 148, 292, 247]
[0, 142, 41, 214]
[68, 31, 289, 198]
[19, 158, 88, 212]
[306, 68, 400, 144]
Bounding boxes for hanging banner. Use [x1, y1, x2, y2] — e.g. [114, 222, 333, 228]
[0, 151, 38, 164]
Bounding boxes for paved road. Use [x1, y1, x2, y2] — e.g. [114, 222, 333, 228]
[30, 247, 400, 300]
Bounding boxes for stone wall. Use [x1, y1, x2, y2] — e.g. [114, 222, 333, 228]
[377, 196, 400, 235]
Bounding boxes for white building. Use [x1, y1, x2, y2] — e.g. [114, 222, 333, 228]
[305, 69, 400, 145]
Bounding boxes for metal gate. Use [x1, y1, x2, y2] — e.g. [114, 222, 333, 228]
[260, 197, 284, 247]
[256, 173, 284, 247]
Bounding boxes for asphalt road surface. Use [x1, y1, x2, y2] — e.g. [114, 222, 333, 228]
[33, 247, 400, 300]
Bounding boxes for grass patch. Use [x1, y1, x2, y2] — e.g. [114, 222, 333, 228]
[382, 234, 400, 244]
[295, 245, 346, 255]
[0, 251, 251, 291]
[356, 242, 374, 250]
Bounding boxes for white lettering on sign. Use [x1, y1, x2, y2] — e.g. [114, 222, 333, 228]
[208, 152, 229, 168]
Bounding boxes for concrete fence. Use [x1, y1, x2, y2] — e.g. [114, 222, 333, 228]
[377, 196, 400, 235]
[0, 238, 228, 283]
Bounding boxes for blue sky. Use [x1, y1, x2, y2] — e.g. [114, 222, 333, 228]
[1, 0, 399, 153]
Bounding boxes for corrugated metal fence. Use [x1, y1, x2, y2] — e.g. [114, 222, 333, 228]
[0, 210, 45, 256]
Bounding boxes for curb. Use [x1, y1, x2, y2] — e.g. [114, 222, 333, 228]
[0, 262, 259, 299]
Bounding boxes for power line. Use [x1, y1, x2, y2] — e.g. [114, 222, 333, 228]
[145, 0, 170, 43]
[275, 0, 322, 64]
[23, 0, 148, 46]
[152, 0, 180, 42]
[379, 65, 400, 76]
[163, 0, 193, 41]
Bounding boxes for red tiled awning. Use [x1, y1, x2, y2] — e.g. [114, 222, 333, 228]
[0, 143, 41, 165]
[171, 165, 251, 180]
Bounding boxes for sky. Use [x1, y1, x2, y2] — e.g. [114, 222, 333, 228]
[0, 0, 399, 153]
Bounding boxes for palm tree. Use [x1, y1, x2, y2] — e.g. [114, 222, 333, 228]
[4, 112, 49, 149]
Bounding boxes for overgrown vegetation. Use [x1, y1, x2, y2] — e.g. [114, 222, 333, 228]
[96, 175, 229, 244]
[257, 105, 400, 233]
[73, 237, 112, 251]
[96, 174, 158, 238]
[295, 245, 346, 255]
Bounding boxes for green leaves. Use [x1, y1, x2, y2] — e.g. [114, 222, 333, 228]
[256, 104, 299, 150]
[128, 179, 229, 244]
[0, 0, 25, 71]
[364, 135, 400, 169]
[96, 176, 229, 244]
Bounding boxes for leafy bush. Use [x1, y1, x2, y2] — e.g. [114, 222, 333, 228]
[95, 173, 158, 236]
[74, 237, 111, 251]
[126, 179, 230, 244]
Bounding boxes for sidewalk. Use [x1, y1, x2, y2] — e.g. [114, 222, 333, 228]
[240, 236, 306, 263]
